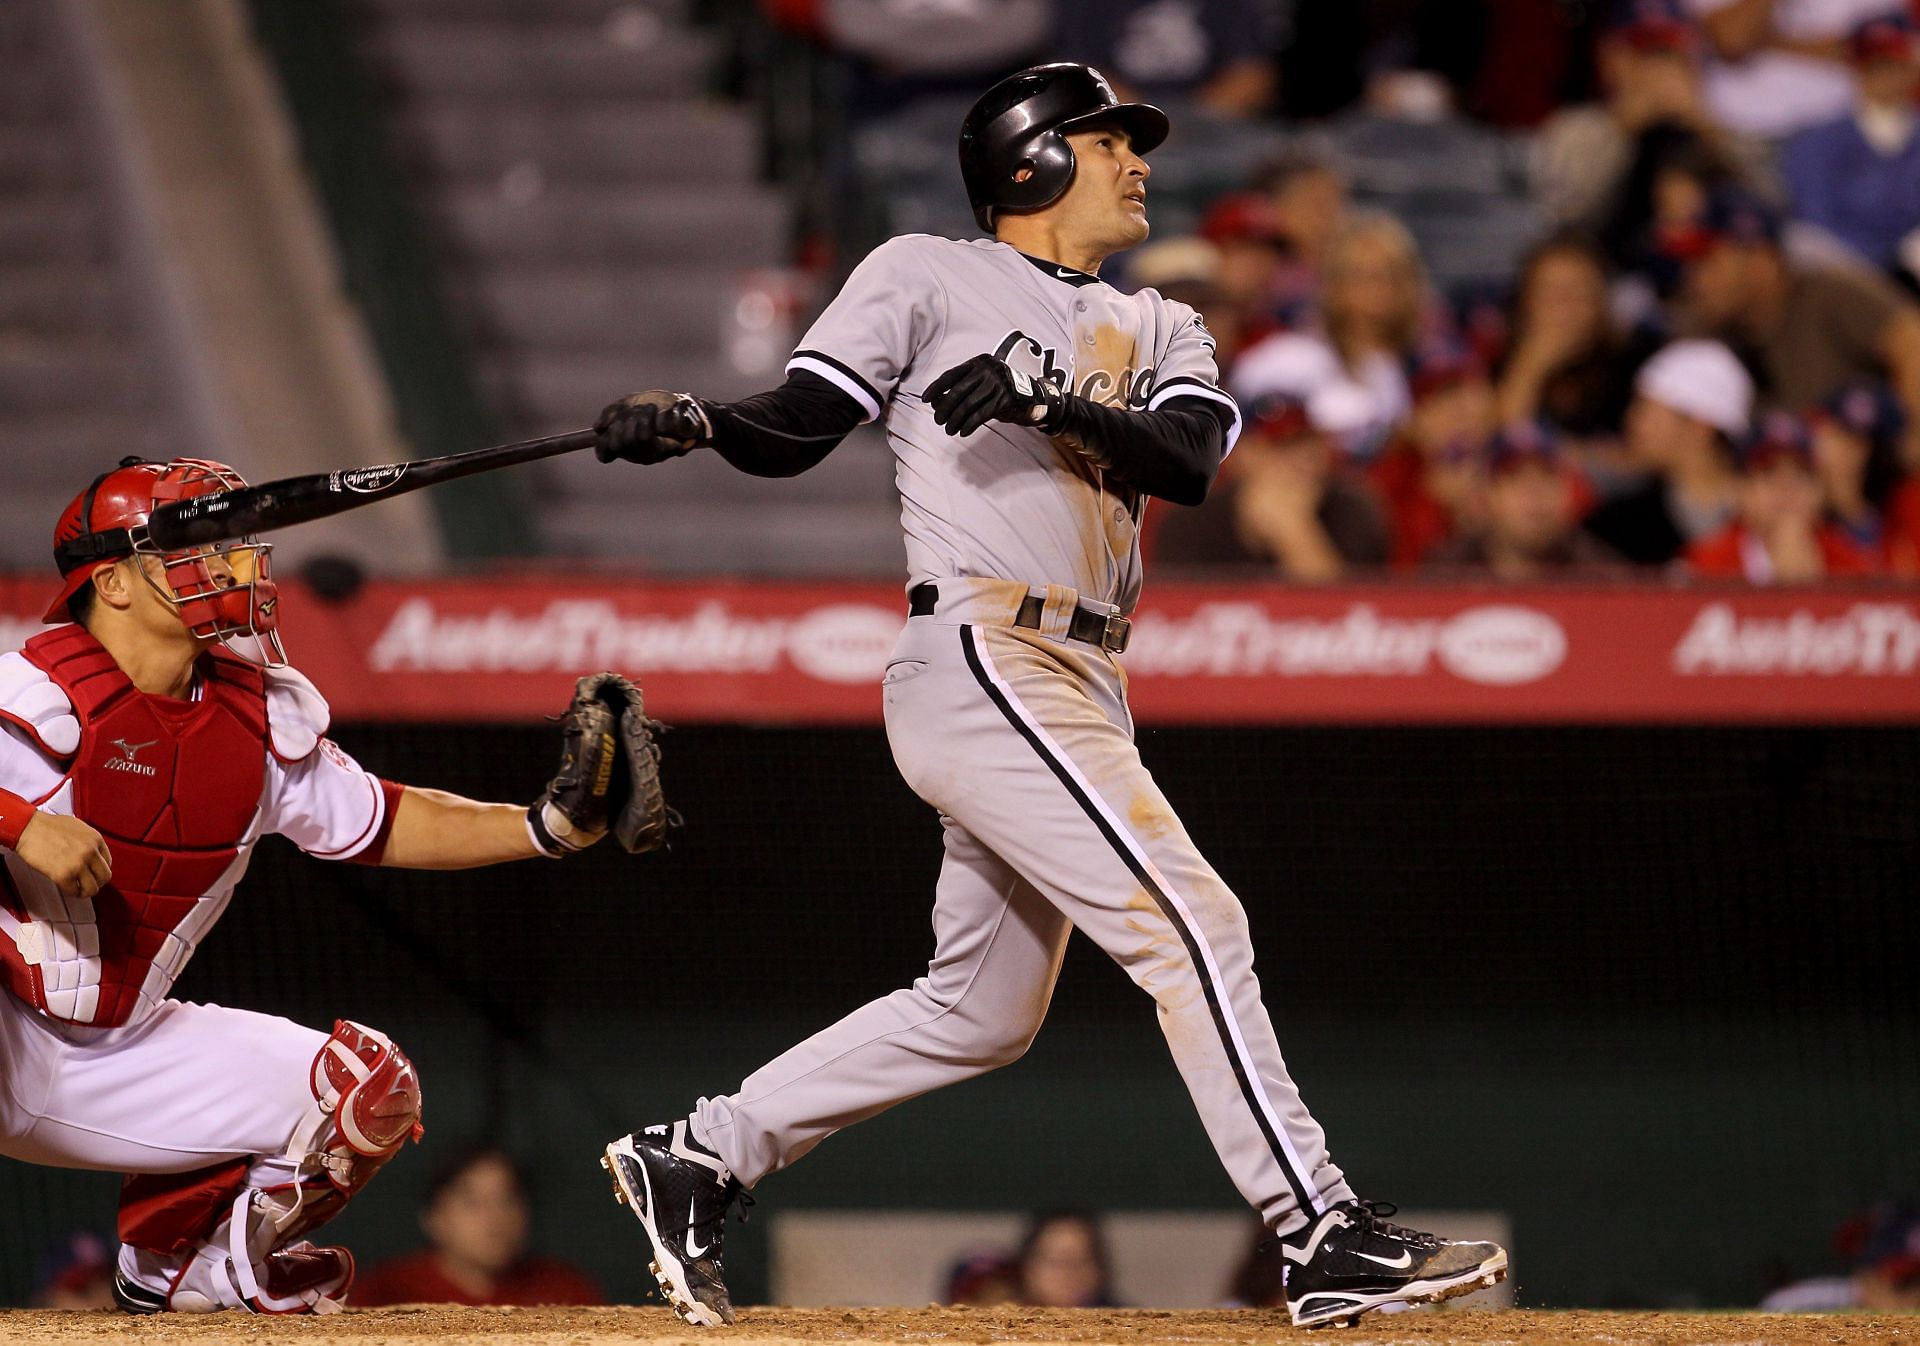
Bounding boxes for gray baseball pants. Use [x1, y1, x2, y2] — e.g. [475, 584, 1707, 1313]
[691, 581, 1352, 1234]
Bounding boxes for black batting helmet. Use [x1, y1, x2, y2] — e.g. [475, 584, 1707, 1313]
[958, 63, 1169, 233]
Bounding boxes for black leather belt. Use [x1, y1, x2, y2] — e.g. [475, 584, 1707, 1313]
[908, 583, 1131, 654]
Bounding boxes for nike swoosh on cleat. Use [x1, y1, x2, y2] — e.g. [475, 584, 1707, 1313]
[684, 1196, 709, 1258]
[1356, 1249, 1414, 1269]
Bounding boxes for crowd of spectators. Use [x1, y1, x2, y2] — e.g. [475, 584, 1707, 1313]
[767, 0, 1920, 584]
[1134, 0, 1920, 583]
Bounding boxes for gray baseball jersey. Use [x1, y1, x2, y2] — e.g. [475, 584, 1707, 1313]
[685, 234, 1351, 1240]
[786, 235, 1241, 612]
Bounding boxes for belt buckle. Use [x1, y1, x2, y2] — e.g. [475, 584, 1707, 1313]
[1102, 613, 1131, 654]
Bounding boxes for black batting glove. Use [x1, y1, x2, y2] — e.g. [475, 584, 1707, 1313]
[927, 354, 1066, 438]
[594, 390, 714, 464]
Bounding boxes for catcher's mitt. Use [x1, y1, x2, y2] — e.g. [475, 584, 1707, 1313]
[528, 672, 673, 856]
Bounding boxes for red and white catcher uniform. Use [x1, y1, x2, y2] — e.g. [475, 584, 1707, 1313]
[0, 625, 423, 1313]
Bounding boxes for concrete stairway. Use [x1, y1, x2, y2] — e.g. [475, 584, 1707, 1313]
[343, 0, 901, 576]
[0, 0, 192, 572]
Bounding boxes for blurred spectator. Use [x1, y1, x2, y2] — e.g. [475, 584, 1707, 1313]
[1428, 424, 1627, 578]
[1809, 379, 1908, 548]
[32, 1231, 113, 1310]
[1195, 195, 1289, 355]
[1012, 1211, 1119, 1309]
[1370, 345, 1499, 569]
[1889, 461, 1920, 574]
[1234, 212, 1431, 446]
[1598, 123, 1769, 292]
[1156, 391, 1390, 580]
[945, 1250, 1020, 1306]
[1220, 1217, 1285, 1309]
[1683, 0, 1908, 140]
[1250, 149, 1352, 330]
[1812, 379, 1920, 572]
[1496, 232, 1644, 441]
[355, 1142, 602, 1307]
[1584, 338, 1754, 563]
[1780, 16, 1920, 274]
[1129, 237, 1247, 365]
[1668, 187, 1920, 458]
[1763, 1201, 1920, 1311]
[1686, 411, 1882, 578]
[1053, 0, 1277, 116]
[1535, 5, 1772, 232]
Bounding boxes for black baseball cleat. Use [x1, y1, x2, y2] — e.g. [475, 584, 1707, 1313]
[602, 1121, 748, 1326]
[1281, 1200, 1507, 1328]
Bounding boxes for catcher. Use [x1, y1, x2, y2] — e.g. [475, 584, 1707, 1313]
[0, 456, 669, 1314]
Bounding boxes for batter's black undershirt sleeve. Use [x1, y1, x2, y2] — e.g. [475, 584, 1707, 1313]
[1050, 393, 1230, 506]
[702, 369, 866, 477]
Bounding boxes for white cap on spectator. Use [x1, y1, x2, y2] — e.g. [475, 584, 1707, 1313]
[1233, 332, 1342, 399]
[1305, 382, 1377, 437]
[1232, 332, 1377, 436]
[1635, 339, 1754, 436]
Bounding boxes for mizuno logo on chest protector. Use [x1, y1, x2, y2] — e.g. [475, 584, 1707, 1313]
[105, 738, 159, 775]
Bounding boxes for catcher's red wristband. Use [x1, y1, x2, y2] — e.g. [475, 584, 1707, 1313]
[0, 788, 37, 851]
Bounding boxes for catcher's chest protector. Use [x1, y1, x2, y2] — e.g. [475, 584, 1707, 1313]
[5, 626, 267, 1027]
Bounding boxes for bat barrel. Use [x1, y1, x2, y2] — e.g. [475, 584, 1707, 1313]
[142, 429, 597, 550]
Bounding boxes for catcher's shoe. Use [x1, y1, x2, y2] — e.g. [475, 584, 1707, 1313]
[112, 1241, 353, 1315]
[249, 1242, 355, 1314]
[603, 1121, 747, 1326]
[112, 1268, 168, 1315]
[1282, 1200, 1507, 1329]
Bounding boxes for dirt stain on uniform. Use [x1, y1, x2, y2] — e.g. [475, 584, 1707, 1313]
[1052, 317, 1146, 581]
[1123, 885, 1198, 1016]
[1127, 791, 1175, 843]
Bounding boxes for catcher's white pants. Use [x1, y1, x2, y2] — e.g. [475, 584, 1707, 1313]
[0, 992, 323, 1171]
[694, 593, 1354, 1235]
[0, 991, 327, 1302]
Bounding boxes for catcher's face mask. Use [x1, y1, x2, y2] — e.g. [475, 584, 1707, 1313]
[48, 457, 286, 669]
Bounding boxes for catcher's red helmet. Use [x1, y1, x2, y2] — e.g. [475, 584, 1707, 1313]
[44, 457, 283, 665]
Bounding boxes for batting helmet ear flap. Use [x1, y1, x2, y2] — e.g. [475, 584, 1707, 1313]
[994, 131, 1081, 222]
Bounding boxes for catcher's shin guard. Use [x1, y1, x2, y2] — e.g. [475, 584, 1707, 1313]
[117, 1020, 422, 1313]
[250, 1018, 425, 1256]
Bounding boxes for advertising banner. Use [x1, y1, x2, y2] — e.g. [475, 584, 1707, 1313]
[5, 576, 1916, 724]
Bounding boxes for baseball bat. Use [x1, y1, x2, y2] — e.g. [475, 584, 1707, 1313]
[143, 429, 596, 550]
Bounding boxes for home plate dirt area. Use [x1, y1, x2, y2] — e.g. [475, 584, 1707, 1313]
[0, 1306, 1914, 1345]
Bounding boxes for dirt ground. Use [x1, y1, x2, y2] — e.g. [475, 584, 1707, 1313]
[0, 1306, 1913, 1346]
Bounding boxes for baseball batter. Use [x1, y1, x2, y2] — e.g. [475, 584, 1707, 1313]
[0, 457, 651, 1314]
[592, 65, 1507, 1329]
